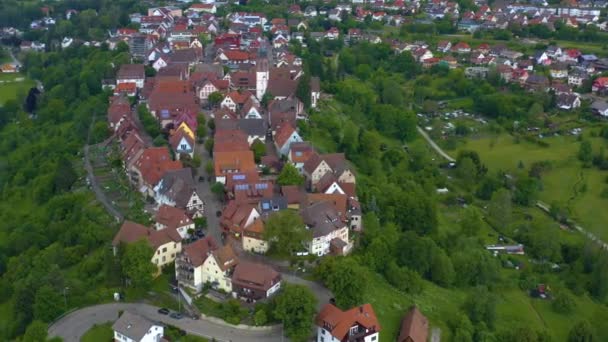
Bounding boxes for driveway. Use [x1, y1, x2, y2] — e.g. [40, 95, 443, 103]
[48, 303, 284, 342]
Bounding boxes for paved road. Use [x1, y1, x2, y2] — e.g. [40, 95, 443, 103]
[416, 126, 455, 162]
[48, 303, 284, 342]
[195, 138, 223, 244]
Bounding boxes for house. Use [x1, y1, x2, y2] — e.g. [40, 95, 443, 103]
[154, 168, 205, 218]
[189, 3, 216, 14]
[117, 64, 146, 89]
[316, 303, 381, 342]
[238, 119, 266, 145]
[437, 40, 452, 53]
[112, 311, 164, 342]
[266, 78, 299, 100]
[201, 244, 238, 292]
[112, 220, 182, 269]
[304, 6, 318, 17]
[274, 124, 303, 156]
[232, 261, 281, 301]
[591, 100, 608, 117]
[0, 64, 17, 73]
[592, 77, 608, 94]
[397, 306, 429, 342]
[534, 51, 551, 65]
[556, 94, 581, 110]
[169, 123, 195, 159]
[301, 201, 350, 256]
[451, 42, 471, 54]
[221, 91, 255, 112]
[289, 141, 315, 174]
[242, 219, 269, 254]
[154, 205, 194, 239]
[175, 237, 219, 292]
[221, 201, 261, 235]
[214, 151, 257, 184]
[550, 63, 568, 78]
[303, 153, 355, 190]
[132, 147, 182, 196]
[241, 98, 263, 119]
[568, 71, 588, 87]
[526, 74, 549, 91]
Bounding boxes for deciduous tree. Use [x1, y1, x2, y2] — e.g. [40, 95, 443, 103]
[273, 284, 317, 342]
[121, 240, 156, 289]
[277, 164, 304, 186]
[263, 210, 310, 256]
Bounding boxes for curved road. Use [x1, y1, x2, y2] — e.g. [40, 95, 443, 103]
[48, 303, 284, 342]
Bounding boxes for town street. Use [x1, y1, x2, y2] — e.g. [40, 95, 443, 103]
[195, 138, 223, 244]
[48, 303, 284, 342]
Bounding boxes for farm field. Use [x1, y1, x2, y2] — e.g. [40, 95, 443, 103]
[456, 132, 608, 241]
[0, 73, 34, 106]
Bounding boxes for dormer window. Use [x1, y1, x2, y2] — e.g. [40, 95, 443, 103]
[349, 325, 358, 336]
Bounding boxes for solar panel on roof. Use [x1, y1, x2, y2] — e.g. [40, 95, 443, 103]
[262, 203, 270, 210]
[235, 184, 248, 191]
[255, 183, 268, 190]
[233, 174, 246, 180]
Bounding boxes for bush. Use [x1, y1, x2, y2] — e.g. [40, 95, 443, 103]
[552, 291, 576, 314]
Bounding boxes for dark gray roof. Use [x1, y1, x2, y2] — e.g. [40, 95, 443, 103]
[301, 201, 345, 238]
[260, 196, 288, 214]
[238, 118, 266, 137]
[112, 311, 157, 341]
[156, 168, 196, 208]
[591, 100, 608, 112]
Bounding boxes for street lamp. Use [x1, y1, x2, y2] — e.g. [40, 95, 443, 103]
[63, 287, 70, 309]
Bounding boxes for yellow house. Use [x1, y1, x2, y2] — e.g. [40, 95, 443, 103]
[112, 220, 183, 272]
[175, 121, 195, 140]
[242, 220, 269, 254]
[201, 244, 238, 292]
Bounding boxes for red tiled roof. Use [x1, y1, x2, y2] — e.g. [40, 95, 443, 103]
[214, 130, 250, 153]
[135, 147, 183, 186]
[274, 123, 297, 148]
[182, 236, 218, 267]
[232, 261, 280, 292]
[214, 151, 257, 177]
[316, 304, 381, 340]
[155, 204, 192, 229]
[397, 307, 429, 342]
[223, 50, 250, 61]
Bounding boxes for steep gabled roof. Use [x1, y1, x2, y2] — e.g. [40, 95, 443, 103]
[397, 306, 429, 342]
[274, 123, 298, 148]
[155, 205, 193, 229]
[316, 304, 381, 340]
[182, 236, 218, 267]
[135, 147, 183, 187]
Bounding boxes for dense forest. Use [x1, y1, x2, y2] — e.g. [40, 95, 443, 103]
[0, 43, 133, 339]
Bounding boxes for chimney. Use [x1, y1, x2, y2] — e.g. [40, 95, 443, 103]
[359, 306, 363, 313]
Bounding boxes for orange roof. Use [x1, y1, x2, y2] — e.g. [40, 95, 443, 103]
[398, 307, 428, 342]
[223, 50, 250, 61]
[304, 193, 348, 220]
[214, 130, 250, 153]
[316, 303, 381, 340]
[115, 82, 137, 94]
[226, 90, 253, 105]
[154, 79, 191, 93]
[135, 147, 183, 186]
[214, 151, 256, 177]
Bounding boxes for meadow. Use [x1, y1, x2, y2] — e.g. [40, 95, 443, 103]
[0, 73, 35, 106]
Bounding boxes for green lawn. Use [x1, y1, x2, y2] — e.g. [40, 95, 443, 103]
[0, 73, 35, 105]
[456, 133, 608, 241]
[82, 323, 113, 342]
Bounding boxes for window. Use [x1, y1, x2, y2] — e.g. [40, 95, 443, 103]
[371, 336, 377, 341]
[162, 247, 167, 253]
[162, 256, 166, 262]
[349, 326, 358, 336]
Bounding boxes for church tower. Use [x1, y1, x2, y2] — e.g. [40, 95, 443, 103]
[256, 57, 269, 101]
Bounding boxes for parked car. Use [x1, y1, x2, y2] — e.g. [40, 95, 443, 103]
[170, 312, 184, 319]
[196, 229, 205, 238]
[158, 308, 170, 315]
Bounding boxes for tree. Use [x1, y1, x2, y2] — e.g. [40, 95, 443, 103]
[254, 309, 267, 326]
[121, 240, 156, 289]
[205, 160, 214, 176]
[488, 189, 512, 229]
[460, 206, 484, 236]
[296, 73, 311, 109]
[323, 258, 369, 308]
[463, 287, 497, 328]
[578, 140, 593, 167]
[452, 249, 500, 287]
[211, 182, 225, 202]
[277, 164, 304, 186]
[457, 157, 477, 190]
[263, 210, 310, 256]
[429, 250, 455, 287]
[204, 138, 214, 157]
[552, 290, 576, 314]
[568, 320, 595, 342]
[33, 285, 63, 322]
[208, 92, 224, 107]
[273, 284, 317, 342]
[251, 140, 266, 163]
[261, 92, 274, 108]
[384, 262, 424, 294]
[23, 320, 48, 342]
[53, 157, 77, 194]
